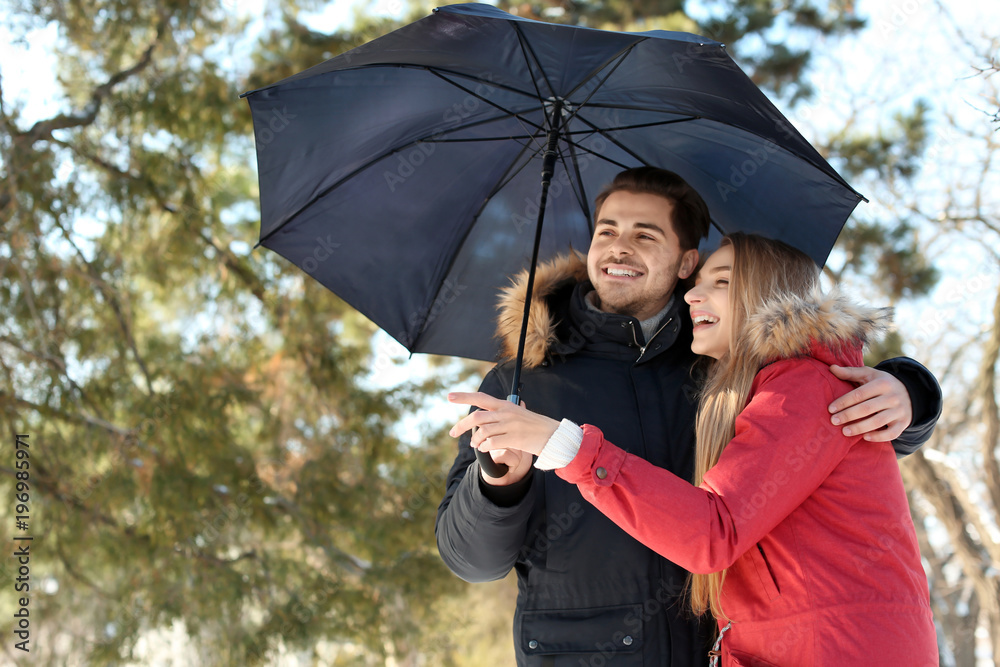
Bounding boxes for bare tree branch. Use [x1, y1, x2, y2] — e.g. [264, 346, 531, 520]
[199, 229, 269, 305]
[930, 456, 1000, 566]
[0, 334, 105, 418]
[47, 137, 278, 319]
[0, 11, 168, 221]
[902, 451, 1000, 661]
[18, 14, 168, 147]
[0, 393, 161, 460]
[976, 281, 1000, 514]
[49, 217, 154, 395]
[50, 136, 139, 180]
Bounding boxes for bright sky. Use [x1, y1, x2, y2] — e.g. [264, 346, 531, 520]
[0, 0, 377, 121]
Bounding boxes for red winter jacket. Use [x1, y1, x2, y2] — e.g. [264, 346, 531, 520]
[557, 293, 938, 666]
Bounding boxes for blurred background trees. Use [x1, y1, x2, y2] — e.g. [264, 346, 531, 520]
[0, 0, 996, 664]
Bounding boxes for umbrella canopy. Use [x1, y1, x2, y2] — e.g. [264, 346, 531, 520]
[243, 2, 864, 363]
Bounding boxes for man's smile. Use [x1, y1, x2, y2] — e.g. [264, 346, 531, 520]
[602, 264, 644, 279]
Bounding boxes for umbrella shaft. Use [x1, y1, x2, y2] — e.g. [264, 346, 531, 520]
[485, 107, 563, 480]
[509, 105, 563, 403]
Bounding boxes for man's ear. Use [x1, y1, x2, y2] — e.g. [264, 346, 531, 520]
[678, 248, 699, 279]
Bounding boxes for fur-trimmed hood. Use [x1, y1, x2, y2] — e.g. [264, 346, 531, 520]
[744, 289, 892, 366]
[496, 251, 589, 369]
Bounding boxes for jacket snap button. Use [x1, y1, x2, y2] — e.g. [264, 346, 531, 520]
[595, 467, 607, 479]
[623, 635, 633, 646]
[528, 640, 539, 649]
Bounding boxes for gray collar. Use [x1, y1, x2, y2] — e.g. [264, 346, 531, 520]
[584, 291, 676, 344]
[637, 297, 675, 344]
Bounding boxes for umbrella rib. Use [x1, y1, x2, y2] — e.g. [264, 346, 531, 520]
[508, 24, 650, 144]
[425, 119, 701, 141]
[257, 116, 694, 247]
[511, 23, 556, 113]
[555, 128, 632, 171]
[506, 24, 557, 159]
[501, 27, 664, 182]
[408, 137, 542, 349]
[573, 104, 861, 193]
[258, 105, 544, 247]
[420, 110, 542, 144]
[559, 44, 639, 128]
[565, 145, 631, 175]
[569, 114, 729, 239]
[426, 68, 548, 142]
[481, 131, 550, 200]
[425, 120, 698, 142]
[571, 116, 700, 133]
[508, 25, 607, 166]
[339, 62, 544, 100]
[573, 112, 651, 164]
[558, 142, 594, 232]
[427, 135, 538, 143]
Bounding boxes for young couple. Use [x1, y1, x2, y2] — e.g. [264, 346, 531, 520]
[437, 167, 939, 666]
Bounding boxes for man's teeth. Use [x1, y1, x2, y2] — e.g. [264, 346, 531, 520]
[607, 267, 640, 277]
[694, 315, 719, 325]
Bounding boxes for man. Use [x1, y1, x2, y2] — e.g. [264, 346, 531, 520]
[435, 167, 940, 666]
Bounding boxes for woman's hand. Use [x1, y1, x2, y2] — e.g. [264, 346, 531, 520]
[448, 392, 561, 457]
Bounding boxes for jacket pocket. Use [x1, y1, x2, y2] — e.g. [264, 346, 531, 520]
[540, 479, 587, 573]
[729, 648, 784, 666]
[519, 604, 643, 662]
[746, 544, 780, 601]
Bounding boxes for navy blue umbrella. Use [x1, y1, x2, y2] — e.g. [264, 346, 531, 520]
[243, 3, 864, 474]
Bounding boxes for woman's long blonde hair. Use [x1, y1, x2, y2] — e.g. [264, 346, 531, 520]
[687, 233, 820, 620]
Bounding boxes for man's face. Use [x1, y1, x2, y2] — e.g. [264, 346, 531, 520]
[586, 191, 699, 321]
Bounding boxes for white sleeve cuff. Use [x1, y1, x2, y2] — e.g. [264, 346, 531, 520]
[534, 419, 584, 470]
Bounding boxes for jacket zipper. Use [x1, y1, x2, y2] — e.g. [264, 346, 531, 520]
[631, 317, 674, 362]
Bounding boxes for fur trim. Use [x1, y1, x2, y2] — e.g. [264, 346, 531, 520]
[744, 289, 892, 363]
[496, 251, 588, 368]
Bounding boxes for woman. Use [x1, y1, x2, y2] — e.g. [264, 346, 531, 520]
[449, 233, 938, 666]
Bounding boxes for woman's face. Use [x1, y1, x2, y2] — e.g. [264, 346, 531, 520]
[684, 244, 733, 360]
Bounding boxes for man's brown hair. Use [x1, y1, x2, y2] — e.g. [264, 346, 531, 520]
[593, 167, 711, 252]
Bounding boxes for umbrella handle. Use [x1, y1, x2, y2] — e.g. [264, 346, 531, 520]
[475, 449, 509, 478]
[474, 392, 520, 477]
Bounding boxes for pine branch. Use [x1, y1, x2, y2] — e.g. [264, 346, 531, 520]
[50, 139, 276, 317]
[0, 12, 168, 222]
[0, 334, 106, 419]
[49, 217, 154, 395]
[199, 229, 270, 305]
[50, 136, 139, 180]
[54, 538, 113, 597]
[18, 13, 168, 147]
[1, 393, 160, 459]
